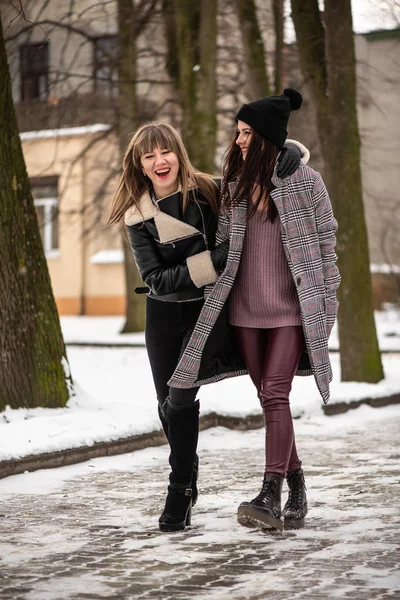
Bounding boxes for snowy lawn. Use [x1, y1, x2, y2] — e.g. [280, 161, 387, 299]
[60, 308, 400, 351]
[1, 308, 399, 462]
[1, 342, 400, 462]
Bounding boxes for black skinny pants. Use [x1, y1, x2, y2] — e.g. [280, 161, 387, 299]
[233, 325, 305, 478]
[145, 296, 203, 407]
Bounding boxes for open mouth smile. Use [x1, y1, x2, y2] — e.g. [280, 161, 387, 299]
[155, 168, 171, 179]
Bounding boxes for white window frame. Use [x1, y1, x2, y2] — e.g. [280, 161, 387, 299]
[34, 196, 60, 258]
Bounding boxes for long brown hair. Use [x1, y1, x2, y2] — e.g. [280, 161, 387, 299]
[221, 128, 279, 221]
[108, 122, 219, 224]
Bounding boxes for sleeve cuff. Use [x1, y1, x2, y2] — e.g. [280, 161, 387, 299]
[286, 138, 310, 165]
[186, 250, 218, 288]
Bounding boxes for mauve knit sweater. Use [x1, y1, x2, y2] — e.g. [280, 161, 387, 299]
[229, 208, 301, 328]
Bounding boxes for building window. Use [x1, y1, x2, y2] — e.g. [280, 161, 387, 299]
[20, 43, 49, 101]
[93, 35, 118, 96]
[31, 177, 59, 256]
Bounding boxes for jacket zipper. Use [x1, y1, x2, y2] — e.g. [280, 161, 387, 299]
[194, 198, 208, 250]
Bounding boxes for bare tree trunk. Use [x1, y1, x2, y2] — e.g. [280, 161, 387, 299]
[234, 0, 271, 98]
[165, 0, 217, 172]
[272, 0, 284, 94]
[196, 0, 218, 171]
[291, 0, 384, 383]
[121, 230, 146, 331]
[324, 0, 383, 382]
[117, 0, 145, 333]
[0, 15, 71, 410]
[291, 0, 331, 168]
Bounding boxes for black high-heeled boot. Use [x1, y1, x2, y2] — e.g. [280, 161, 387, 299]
[283, 468, 308, 529]
[192, 454, 199, 507]
[159, 483, 193, 532]
[158, 399, 199, 532]
[158, 398, 170, 439]
[158, 398, 199, 506]
[237, 473, 284, 531]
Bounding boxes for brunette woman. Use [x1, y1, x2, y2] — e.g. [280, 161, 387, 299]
[108, 121, 305, 532]
[168, 91, 340, 531]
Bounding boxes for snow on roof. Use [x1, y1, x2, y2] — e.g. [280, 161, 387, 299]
[20, 124, 112, 141]
[90, 250, 123, 264]
[370, 264, 400, 274]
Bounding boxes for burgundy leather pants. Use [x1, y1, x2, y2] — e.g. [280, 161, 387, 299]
[233, 326, 305, 477]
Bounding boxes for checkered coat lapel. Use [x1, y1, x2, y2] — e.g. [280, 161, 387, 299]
[269, 165, 340, 403]
[167, 183, 248, 389]
[169, 164, 340, 404]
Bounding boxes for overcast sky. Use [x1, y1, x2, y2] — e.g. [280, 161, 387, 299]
[352, 0, 399, 32]
[284, 0, 399, 42]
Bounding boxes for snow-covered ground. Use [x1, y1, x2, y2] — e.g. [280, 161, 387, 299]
[1, 405, 399, 599]
[1, 310, 399, 462]
[61, 307, 400, 351]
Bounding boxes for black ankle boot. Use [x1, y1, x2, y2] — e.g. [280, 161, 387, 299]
[159, 483, 193, 532]
[283, 468, 308, 529]
[237, 473, 284, 531]
[158, 398, 199, 507]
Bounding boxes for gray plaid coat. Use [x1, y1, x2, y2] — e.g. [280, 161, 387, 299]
[169, 163, 340, 403]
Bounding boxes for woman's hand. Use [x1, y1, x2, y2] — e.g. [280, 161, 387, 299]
[211, 240, 229, 271]
[277, 142, 302, 178]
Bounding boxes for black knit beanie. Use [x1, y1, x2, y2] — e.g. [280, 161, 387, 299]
[235, 88, 303, 149]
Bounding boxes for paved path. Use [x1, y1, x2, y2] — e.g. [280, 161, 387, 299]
[1, 408, 400, 600]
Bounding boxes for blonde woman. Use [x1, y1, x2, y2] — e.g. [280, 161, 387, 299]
[109, 121, 304, 531]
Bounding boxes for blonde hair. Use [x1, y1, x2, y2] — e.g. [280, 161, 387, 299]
[108, 121, 219, 224]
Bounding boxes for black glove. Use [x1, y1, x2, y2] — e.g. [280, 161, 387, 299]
[276, 142, 302, 178]
[211, 240, 229, 271]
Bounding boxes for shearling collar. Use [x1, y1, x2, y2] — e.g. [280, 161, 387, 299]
[124, 188, 201, 244]
[124, 191, 159, 226]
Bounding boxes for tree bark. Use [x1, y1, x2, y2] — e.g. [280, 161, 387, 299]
[291, 0, 384, 382]
[117, 0, 146, 333]
[291, 0, 331, 167]
[272, 0, 284, 94]
[0, 15, 71, 410]
[165, 0, 217, 173]
[235, 0, 271, 98]
[324, 0, 383, 382]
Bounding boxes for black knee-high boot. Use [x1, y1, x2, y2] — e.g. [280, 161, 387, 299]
[158, 397, 199, 507]
[159, 399, 199, 532]
[158, 398, 169, 439]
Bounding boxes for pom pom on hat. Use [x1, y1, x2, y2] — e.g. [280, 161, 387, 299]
[235, 87, 303, 148]
[283, 88, 302, 111]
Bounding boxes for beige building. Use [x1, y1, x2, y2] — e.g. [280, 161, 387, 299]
[356, 30, 400, 306]
[3, 1, 400, 314]
[22, 125, 124, 315]
[4, 0, 176, 315]
[286, 28, 400, 308]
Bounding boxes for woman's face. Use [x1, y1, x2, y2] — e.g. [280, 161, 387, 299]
[236, 120, 253, 160]
[140, 146, 180, 199]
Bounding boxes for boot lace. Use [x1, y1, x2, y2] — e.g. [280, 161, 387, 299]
[252, 475, 276, 504]
[287, 471, 306, 507]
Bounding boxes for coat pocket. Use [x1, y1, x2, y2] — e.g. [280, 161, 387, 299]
[325, 296, 339, 338]
[300, 295, 325, 318]
[300, 295, 326, 344]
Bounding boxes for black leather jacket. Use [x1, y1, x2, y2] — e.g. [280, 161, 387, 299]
[126, 188, 218, 301]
